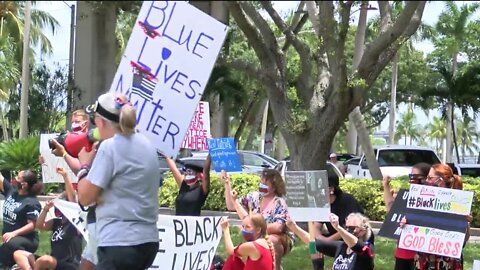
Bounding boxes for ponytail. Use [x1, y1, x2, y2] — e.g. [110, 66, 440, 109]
[452, 175, 463, 190]
[265, 235, 275, 269]
[119, 104, 136, 135]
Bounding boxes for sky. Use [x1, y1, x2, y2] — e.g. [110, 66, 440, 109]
[34, 1, 480, 142]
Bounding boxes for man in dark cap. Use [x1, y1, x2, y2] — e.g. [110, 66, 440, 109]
[310, 167, 365, 270]
[165, 155, 212, 216]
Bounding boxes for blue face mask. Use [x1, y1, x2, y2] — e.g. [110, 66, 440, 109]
[258, 183, 269, 196]
[241, 229, 255, 242]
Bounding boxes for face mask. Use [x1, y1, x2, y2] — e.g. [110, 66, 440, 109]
[184, 174, 198, 185]
[241, 229, 255, 242]
[258, 183, 269, 196]
[71, 121, 86, 132]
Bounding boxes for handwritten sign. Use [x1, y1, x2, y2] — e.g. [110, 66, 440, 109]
[109, 1, 228, 159]
[53, 199, 89, 242]
[285, 171, 330, 222]
[407, 184, 473, 215]
[39, 134, 77, 183]
[148, 215, 224, 270]
[181, 101, 211, 150]
[378, 189, 468, 240]
[399, 224, 465, 259]
[207, 137, 242, 172]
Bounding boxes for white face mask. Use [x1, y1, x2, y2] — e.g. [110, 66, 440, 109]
[185, 175, 196, 181]
[71, 121, 86, 132]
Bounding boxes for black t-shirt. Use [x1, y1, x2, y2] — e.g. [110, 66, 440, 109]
[175, 181, 207, 216]
[324, 192, 364, 237]
[316, 231, 374, 270]
[50, 218, 82, 263]
[2, 180, 41, 241]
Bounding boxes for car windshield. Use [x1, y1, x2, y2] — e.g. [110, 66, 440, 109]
[377, 149, 440, 167]
[460, 167, 480, 178]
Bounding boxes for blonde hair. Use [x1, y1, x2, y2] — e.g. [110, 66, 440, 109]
[249, 213, 275, 268]
[97, 93, 136, 135]
[346, 212, 372, 242]
[72, 109, 88, 121]
[118, 101, 136, 135]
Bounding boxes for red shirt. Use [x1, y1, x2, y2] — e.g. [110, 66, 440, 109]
[222, 241, 274, 270]
[395, 241, 415, 259]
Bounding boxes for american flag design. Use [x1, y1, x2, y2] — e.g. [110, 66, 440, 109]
[131, 73, 156, 101]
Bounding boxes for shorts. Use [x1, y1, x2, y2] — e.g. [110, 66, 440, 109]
[81, 222, 98, 264]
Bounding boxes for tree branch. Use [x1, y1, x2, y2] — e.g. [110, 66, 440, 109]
[225, 2, 274, 69]
[318, 1, 339, 78]
[305, 1, 321, 36]
[378, 1, 392, 32]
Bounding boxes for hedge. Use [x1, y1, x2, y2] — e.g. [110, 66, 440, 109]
[158, 173, 480, 227]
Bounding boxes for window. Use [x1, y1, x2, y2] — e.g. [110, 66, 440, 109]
[242, 153, 266, 167]
[377, 150, 440, 167]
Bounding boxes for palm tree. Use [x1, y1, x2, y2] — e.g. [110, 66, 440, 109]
[432, 2, 480, 162]
[456, 117, 479, 163]
[0, 1, 59, 61]
[395, 109, 421, 145]
[426, 116, 446, 155]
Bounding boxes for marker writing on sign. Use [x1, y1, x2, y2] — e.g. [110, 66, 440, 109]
[173, 217, 221, 246]
[171, 246, 215, 270]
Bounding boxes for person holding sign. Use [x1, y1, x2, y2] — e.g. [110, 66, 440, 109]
[221, 214, 275, 270]
[77, 92, 161, 270]
[164, 155, 211, 216]
[400, 163, 470, 270]
[0, 171, 43, 268]
[222, 169, 290, 270]
[383, 162, 431, 270]
[287, 213, 374, 270]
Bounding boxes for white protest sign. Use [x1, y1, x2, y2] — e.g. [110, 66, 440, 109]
[473, 260, 480, 270]
[285, 171, 330, 222]
[53, 198, 89, 242]
[181, 101, 211, 150]
[40, 134, 77, 183]
[149, 215, 224, 270]
[109, 1, 228, 159]
[398, 224, 465, 259]
[407, 184, 474, 215]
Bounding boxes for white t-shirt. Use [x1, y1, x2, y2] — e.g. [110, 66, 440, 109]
[87, 133, 160, 246]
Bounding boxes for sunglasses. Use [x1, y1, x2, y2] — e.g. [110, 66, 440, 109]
[408, 174, 425, 183]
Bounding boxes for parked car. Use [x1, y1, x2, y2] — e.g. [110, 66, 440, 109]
[274, 160, 344, 180]
[181, 150, 279, 175]
[346, 145, 441, 179]
[456, 164, 480, 178]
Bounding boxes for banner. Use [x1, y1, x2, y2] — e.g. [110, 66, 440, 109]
[285, 171, 330, 222]
[379, 189, 469, 240]
[181, 101, 211, 150]
[399, 224, 464, 259]
[40, 134, 77, 183]
[407, 184, 473, 215]
[207, 137, 242, 172]
[148, 215, 224, 270]
[109, 1, 228, 159]
[53, 199, 89, 241]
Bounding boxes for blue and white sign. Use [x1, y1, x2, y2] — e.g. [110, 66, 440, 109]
[109, 1, 228, 159]
[207, 137, 242, 172]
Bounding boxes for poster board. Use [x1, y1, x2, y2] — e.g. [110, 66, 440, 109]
[39, 134, 77, 183]
[285, 170, 330, 222]
[181, 101, 211, 150]
[207, 137, 242, 172]
[109, 1, 228, 159]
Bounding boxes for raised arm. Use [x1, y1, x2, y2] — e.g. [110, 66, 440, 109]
[36, 200, 54, 231]
[57, 167, 76, 203]
[0, 171, 5, 193]
[50, 139, 81, 173]
[201, 155, 211, 194]
[221, 171, 236, 211]
[165, 156, 183, 187]
[329, 213, 359, 248]
[382, 176, 394, 212]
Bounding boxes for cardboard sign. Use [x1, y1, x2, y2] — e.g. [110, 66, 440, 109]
[398, 224, 464, 259]
[207, 137, 242, 172]
[285, 171, 330, 222]
[378, 189, 469, 240]
[407, 184, 473, 215]
[181, 101, 211, 150]
[53, 199, 89, 242]
[109, 1, 228, 159]
[39, 134, 77, 183]
[148, 215, 224, 270]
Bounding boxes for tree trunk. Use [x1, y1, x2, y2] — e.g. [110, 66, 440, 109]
[388, 52, 399, 144]
[244, 99, 267, 150]
[234, 97, 258, 147]
[451, 109, 460, 164]
[274, 131, 286, 160]
[19, 1, 31, 139]
[350, 107, 383, 180]
[258, 100, 269, 154]
[0, 105, 9, 141]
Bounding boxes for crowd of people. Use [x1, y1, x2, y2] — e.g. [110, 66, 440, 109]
[0, 91, 473, 270]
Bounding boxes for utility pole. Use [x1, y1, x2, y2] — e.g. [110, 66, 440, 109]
[19, 1, 32, 139]
[66, 3, 76, 128]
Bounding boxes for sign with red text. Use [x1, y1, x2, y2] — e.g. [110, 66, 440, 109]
[109, 1, 228, 159]
[399, 224, 465, 259]
[148, 214, 224, 270]
[181, 101, 210, 150]
[407, 184, 473, 215]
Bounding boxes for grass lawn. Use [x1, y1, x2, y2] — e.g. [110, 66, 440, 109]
[3, 225, 479, 270]
[216, 228, 480, 270]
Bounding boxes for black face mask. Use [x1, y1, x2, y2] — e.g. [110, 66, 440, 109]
[345, 226, 356, 234]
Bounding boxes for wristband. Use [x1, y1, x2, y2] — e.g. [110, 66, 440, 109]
[62, 152, 67, 158]
[76, 166, 90, 181]
[309, 241, 317, 255]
